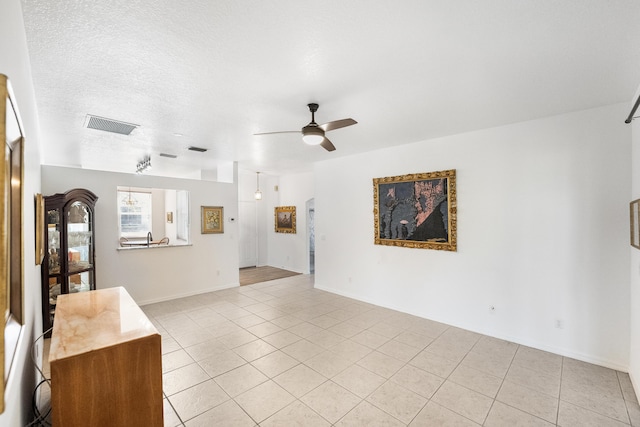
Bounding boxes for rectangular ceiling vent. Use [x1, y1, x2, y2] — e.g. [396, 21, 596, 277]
[159, 153, 177, 158]
[188, 146, 208, 152]
[85, 115, 138, 135]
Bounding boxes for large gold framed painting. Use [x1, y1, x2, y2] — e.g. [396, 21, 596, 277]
[373, 169, 456, 251]
[1, 74, 25, 414]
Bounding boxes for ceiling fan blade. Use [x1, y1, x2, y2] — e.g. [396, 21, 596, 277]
[319, 118, 357, 132]
[320, 137, 336, 152]
[253, 131, 300, 136]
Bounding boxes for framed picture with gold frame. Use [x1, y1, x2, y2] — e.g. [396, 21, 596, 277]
[201, 206, 224, 234]
[275, 206, 296, 234]
[373, 169, 457, 251]
[1, 74, 25, 414]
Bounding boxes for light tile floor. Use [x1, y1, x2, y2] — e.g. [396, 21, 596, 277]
[139, 275, 640, 426]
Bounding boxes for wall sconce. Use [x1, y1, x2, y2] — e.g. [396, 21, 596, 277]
[136, 156, 152, 174]
[166, 212, 173, 223]
[255, 172, 262, 200]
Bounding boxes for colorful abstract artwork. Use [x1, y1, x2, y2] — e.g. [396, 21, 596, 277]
[373, 170, 456, 251]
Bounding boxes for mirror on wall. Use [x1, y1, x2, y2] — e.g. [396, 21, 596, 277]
[117, 186, 190, 248]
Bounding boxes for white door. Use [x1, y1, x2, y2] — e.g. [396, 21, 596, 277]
[238, 201, 257, 268]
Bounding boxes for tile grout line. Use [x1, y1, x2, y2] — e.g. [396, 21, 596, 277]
[617, 370, 636, 425]
[153, 276, 633, 426]
[478, 340, 519, 426]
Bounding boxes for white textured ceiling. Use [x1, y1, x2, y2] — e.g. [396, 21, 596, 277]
[20, 0, 640, 180]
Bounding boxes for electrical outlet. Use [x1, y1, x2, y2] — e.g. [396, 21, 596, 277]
[555, 319, 564, 329]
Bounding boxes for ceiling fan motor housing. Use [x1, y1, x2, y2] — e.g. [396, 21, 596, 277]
[302, 103, 324, 144]
[302, 124, 324, 145]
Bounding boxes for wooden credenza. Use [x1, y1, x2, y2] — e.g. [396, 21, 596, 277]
[49, 287, 163, 426]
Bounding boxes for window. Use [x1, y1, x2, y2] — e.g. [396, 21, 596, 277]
[176, 190, 189, 241]
[117, 189, 152, 238]
[117, 186, 190, 247]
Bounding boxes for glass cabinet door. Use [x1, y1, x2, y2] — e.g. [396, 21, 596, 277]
[46, 207, 61, 324]
[66, 201, 94, 293]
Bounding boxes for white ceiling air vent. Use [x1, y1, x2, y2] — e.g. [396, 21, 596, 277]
[85, 115, 138, 135]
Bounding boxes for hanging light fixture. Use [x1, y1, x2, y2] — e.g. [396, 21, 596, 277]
[254, 172, 262, 200]
[123, 187, 137, 206]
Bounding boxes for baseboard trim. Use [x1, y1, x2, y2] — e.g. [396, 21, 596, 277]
[137, 282, 240, 306]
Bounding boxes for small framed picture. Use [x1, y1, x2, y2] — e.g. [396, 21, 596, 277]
[201, 206, 224, 234]
[275, 206, 296, 234]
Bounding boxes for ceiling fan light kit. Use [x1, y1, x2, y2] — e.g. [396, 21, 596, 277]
[302, 126, 324, 145]
[254, 103, 357, 152]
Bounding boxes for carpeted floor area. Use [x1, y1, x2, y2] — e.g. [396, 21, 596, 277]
[239, 266, 301, 286]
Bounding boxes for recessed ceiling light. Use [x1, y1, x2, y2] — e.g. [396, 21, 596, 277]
[159, 153, 178, 158]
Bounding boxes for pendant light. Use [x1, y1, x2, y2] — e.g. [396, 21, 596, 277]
[124, 187, 137, 206]
[254, 172, 262, 200]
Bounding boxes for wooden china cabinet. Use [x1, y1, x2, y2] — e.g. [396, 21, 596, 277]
[41, 188, 98, 334]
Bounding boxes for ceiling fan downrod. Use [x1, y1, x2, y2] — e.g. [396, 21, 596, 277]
[307, 103, 319, 125]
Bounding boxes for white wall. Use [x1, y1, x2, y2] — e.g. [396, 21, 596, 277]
[238, 169, 262, 267]
[151, 187, 165, 240]
[630, 100, 640, 396]
[266, 172, 314, 273]
[0, 0, 43, 424]
[315, 103, 631, 370]
[42, 165, 240, 304]
[164, 189, 178, 242]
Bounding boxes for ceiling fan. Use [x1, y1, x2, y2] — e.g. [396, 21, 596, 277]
[254, 103, 357, 152]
